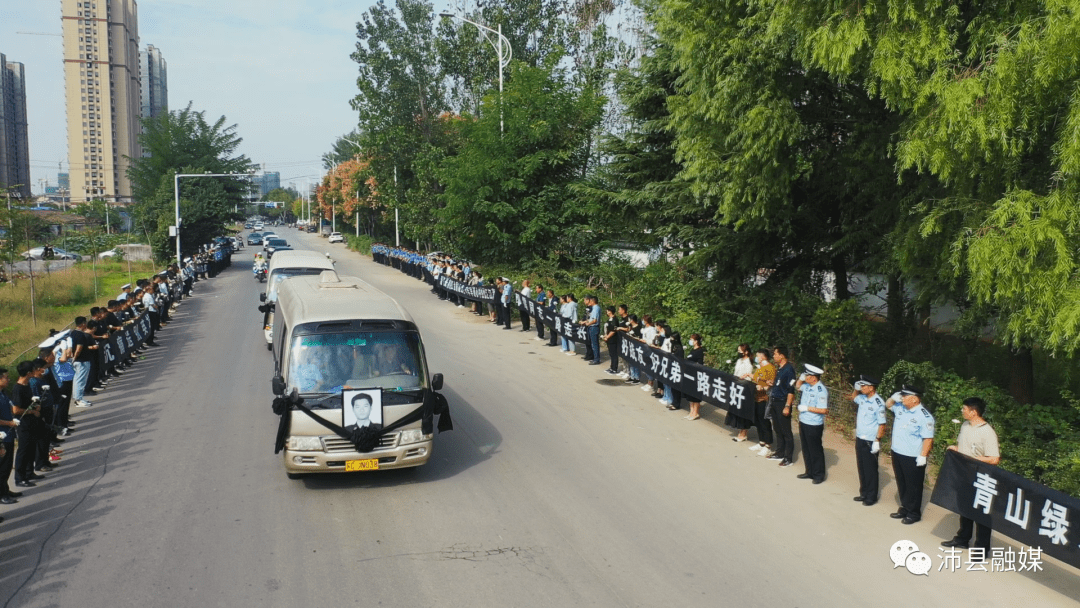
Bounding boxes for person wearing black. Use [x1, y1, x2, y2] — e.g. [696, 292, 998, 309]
[603, 307, 620, 374]
[623, 315, 643, 384]
[492, 277, 505, 325]
[684, 334, 705, 420]
[518, 280, 532, 332]
[87, 317, 109, 393]
[546, 291, 560, 347]
[12, 361, 45, 488]
[29, 358, 62, 473]
[767, 346, 797, 466]
[0, 369, 22, 504]
[533, 285, 546, 341]
[667, 331, 685, 410]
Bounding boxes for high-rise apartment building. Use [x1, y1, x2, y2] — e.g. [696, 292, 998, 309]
[0, 54, 31, 199]
[252, 171, 281, 197]
[140, 44, 167, 120]
[62, 0, 142, 203]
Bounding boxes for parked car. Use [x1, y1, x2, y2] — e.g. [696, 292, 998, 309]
[98, 243, 151, 259]
[328, 232, 344, 244]
[22, 247, 82, 261]
[247, 232, 264, 246]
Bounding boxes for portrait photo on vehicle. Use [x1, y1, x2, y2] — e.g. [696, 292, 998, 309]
[343, 388, 382, 429]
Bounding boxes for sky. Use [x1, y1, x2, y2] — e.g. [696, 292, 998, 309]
[2, 0, 383, 195]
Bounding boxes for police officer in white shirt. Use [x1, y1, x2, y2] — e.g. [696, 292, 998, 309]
[887, 384, 934, 524]
[850, 375, 886, 505]
[500, 278, 513, 330]
[794, 364, 828, 483]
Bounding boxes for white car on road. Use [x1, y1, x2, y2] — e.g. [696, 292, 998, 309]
[328, 232, 344, 244]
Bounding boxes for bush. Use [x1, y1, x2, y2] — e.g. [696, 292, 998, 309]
[812, 299, 873, 386]
[348, 234, 376, 257]
[881, 360, 1080, 495]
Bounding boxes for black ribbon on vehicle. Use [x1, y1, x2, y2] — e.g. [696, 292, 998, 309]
[273, 389, 453, 454]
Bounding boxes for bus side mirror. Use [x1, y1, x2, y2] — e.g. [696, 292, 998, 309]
[258, 304, 269, 314]
[431, 373, 443, 391]
[272, 375, 285, 396]
[260, 293, 266, 302]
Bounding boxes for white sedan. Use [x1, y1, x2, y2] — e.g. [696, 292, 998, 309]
[328, 232, 344, 244]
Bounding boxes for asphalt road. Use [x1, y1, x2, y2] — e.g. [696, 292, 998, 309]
[2, 228, 1078, 607]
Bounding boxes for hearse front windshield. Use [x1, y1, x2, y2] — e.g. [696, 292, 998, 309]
[287, 330, 427, 397]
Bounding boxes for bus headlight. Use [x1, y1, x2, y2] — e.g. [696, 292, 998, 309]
[287, 436, 322, 451]
[399, 429, 431, 445]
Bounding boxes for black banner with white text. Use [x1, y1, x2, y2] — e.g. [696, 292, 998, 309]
[931, 449, 1080, 568]
[102, 313, 153, 368]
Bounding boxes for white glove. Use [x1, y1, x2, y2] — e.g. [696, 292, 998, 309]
[890, 391, 903, 403]
[854, 381, 867, 390]
[798, 403, 809, 413]
[870, 441, 880, 454]
[798, 373, 807, 382]
[0, 431, 6, 440]
[12, 419, 20, 427]
[915, 455, 927, 467]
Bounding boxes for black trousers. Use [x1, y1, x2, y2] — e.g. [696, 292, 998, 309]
[501, 302, 512, 329]
[768, 398, 794, 460]
[855, 438, 880, 502]
[519, 307, 530, 331]
[799, 422, 826, 481]
[147, 311, 160, 342]
[536, 315, 545, 339]
[56, 380, 73, 426]
[892, 452, 926, 519]
[955, 516, 992, 551]
[607, 340, 620, 372]
[548, 325, 559, 346]
[14, 421, 36, 482]
[754, 400, 773, 444]
[0, 442, 14, 496]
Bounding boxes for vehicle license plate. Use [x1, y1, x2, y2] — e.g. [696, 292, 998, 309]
[345, 459, 379, 471]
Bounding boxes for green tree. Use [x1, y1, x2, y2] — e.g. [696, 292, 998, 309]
[350, 0, 446, 218]
[749, 0, 1080, 402]
[437, 57, 605, 264]
[127, 102, 254, 260]
[263, 188, 296, 204]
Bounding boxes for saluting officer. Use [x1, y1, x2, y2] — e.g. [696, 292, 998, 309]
[850, 375, 886, 506]
[795, 364, 828, 483]
[888, 384, 934, 524]
[500, 278, 513, 330]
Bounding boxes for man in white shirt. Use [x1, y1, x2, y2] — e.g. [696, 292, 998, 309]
[939, 397, 1000, 556]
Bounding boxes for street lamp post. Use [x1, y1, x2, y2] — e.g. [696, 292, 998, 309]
[439, 12, 512, 134]
[339, 134, 366, 239]
[174, 172, 255, 266]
